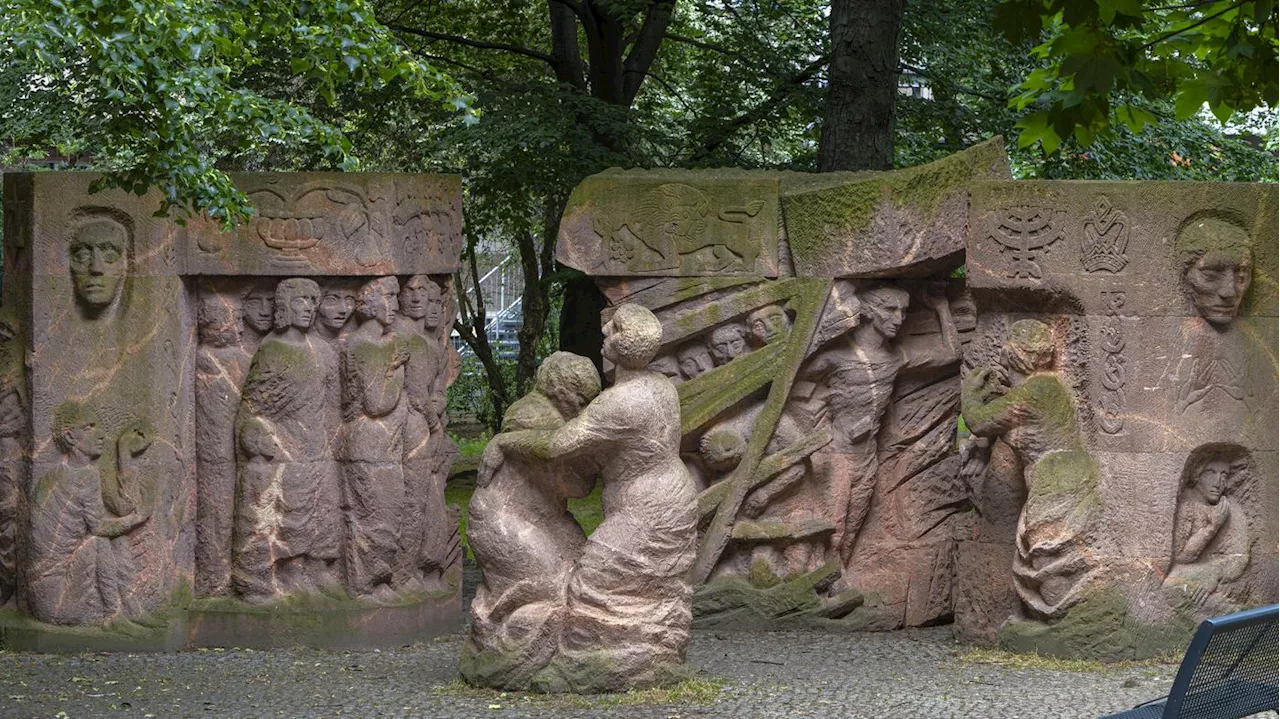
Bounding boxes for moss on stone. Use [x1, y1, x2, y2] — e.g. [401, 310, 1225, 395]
[781, 138, 1008, 275]
[997, 588, 1198, 662]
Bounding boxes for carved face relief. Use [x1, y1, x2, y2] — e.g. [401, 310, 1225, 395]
[677, 344, 713, 380]
[748, 305, 791, 346]
[648, 355, 681, 381]
[862, 288, 909, 340]
[198, 295, 242, 348]
[242, 287, 276, 334]
[318, 287, 356, 331]
[64, 415, 106, 460]
[358, 277, 400, 327]
[69, 219, 127, 312]
[1193, 457, 1230, 505]
[708, 325, 748, 366]
[274, 278, 321, 331]
[400, 276, 445, 329]
[1185, 251, 1252, 325]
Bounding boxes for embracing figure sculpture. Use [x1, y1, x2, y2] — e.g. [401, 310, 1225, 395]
[463, 304, 697, 693]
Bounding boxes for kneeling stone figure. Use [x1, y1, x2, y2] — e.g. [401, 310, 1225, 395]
[462, 304, 698, 693]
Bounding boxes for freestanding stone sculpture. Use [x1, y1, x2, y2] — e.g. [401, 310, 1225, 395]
[0, 171, 466, 651]
[555, 141, 1008, 630]
[463, 305, 698, 693]
[957, 180, 1278, 659]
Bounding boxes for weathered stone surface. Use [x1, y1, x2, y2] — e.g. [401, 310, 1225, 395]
[959, 180, 1279, 659]
[558, 171, 782, 277]
[780, 137, 1010, 278]
[182, 173, 463, 277]
[565, 144, 1008, 633]
[1, 172, 464, 650]
[462, 306, 698, 693]
[557, 140, 1010, 280]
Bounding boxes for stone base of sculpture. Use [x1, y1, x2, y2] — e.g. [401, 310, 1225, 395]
[187, 585, 460, 650]
[0, 606, 189, 653]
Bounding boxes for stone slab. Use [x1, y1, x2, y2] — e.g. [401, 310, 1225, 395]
[0, 609, 188, 653]
[558, 170, 781, 277]
[780, 137, 1010, 278]
[967, 180, 1279, 318]
[186, 591, 461, 650]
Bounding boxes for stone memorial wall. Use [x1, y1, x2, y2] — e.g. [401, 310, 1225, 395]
[957, 180, 1278, 659]
[0, 172, 465, 650]
[556, 139, 1010, 631]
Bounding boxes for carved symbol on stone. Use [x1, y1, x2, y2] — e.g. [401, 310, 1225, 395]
[596, 184, 765, 274]
[248, 186, 385, 269]
[987, 206, 1063, 279]
[1080, 196, 1130, 274]
[1098, 290, 1127, 435]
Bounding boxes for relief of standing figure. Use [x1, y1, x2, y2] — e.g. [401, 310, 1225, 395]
[338, 276, 409, 600]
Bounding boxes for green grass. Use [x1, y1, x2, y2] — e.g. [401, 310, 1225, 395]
[956, 647, 1181, 673]
[430, 677, 725, 708]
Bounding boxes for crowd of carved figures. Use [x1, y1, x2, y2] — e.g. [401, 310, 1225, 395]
[194, 274, 461, 604]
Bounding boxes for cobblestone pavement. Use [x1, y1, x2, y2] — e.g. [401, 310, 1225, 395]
[7, 624, 1272, 719]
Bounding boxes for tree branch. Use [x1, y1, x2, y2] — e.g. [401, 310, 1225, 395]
[622, 0, 676, 105]
[1143, 0, 1247, 49]
[664, 32, 751, 65]
[386, 23, 557, 66]
[689, 54, 828, 161]
[899, 62, 1005, 102]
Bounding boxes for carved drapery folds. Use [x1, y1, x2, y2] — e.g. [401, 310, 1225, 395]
[557, 139, 1012, 631]
[960, 180, 1278, 660]
[0, 172, 464, 649]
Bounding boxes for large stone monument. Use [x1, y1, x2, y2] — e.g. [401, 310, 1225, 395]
[0, 172, 465, 650]
[462, 305, 698, 692]
[555, 139, 1009, 631]
[956, 181, 1278, 659]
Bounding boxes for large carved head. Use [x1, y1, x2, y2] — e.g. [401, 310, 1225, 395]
[700, 429, 746, 473]
[274, 278, 321, 331]
[52, 401, 106, 460]
[708, 323, 748, 366]
[357, 276, 401, 327]
[197, 292, 242, 348]
[318, 282, 357, 332]
[242, 282, 276, 334]
[603, 303, 662, 370]
[1005, 319, 1055, 375]
[400, 275, 444, 329]
[1175, 215, 1253, 326]
[859, 284, 911, 340]
[536, 351, 602, 419]
[68, 213, 129, 316]
[648, 355, 682, 383]
[1182, 445, 1251, 507]
[747, 304, 791, 346]
[676, 343, 713, 380]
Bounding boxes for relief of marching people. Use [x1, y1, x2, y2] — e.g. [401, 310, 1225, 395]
[194, 274, 461, 604]
[637, 277, 970, 623]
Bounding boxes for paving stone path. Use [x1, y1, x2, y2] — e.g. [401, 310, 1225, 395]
[6, 623, 1269, 719]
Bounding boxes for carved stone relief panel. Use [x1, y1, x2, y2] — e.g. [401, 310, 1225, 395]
[597, 275, 969, 631]
[960, 180, 1278, 660]
[1, 172, 465, 650]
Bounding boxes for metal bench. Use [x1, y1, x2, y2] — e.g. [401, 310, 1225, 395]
[1100, 604, 1279, 719]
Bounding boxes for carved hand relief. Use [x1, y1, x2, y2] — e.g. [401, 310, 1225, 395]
[68, 209, 133, 318]
[1080, 197, 1130, 273]
[987, 206, 1064, 279]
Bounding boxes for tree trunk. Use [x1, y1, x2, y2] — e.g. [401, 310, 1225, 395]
[818, 0, 906, 171]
